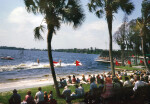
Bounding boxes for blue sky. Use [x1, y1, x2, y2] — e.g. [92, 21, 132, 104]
[0, 0, 142, 49]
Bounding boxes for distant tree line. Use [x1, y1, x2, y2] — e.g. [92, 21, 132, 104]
[0, 46, 25, 50]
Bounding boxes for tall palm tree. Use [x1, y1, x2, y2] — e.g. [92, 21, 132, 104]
[24, 0, 85, 96]
[136, 0, 150, 71]
[88, 0, 134, 76]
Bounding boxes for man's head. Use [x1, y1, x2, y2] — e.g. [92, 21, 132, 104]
[27, 91, 31, 95]
[38, 87, 42, 91]
[80, 84, 82, 87]
[13, 89, 17, 94]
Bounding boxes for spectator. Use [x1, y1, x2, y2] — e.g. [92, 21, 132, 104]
[44, 91, 48, 102]
[133, 75, 148, 91]
[81, 74, 86, 82]
[87, 75, 91, 83]
[124, 77, 132, 87]
[78, 84, 84, 97]
[48, 91, 53, 101]
[90, 78, 97, 95]
[96, 74, 100, 84]
[9, 89, 21, 104]
[99, 79, 104, 91]
[35, 87, 44, 104]
[113, 77, 123, 88]
[24, 90, 35, 104]
[130, 75, 134, 84]
[67, 76, 72, 84]
[76, 78, 80, 84]
[62, 86, 72, 104]
[119, 76, 123, 84]
[101, 77, 113, 99]
[62, 78, 67, 87]
[72, 75, 76, 84]
[59, 78, 64, 88]
[71, 85, 81, 98]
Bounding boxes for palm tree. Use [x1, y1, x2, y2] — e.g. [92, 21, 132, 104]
[136, 0, 150, 71]
[88, 0, 134, 76]
[24, 0, 85, 96]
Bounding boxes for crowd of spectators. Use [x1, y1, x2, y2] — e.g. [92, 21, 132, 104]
[8, 70, 150, 104]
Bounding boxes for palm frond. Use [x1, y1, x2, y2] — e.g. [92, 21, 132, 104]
[119, 0, 134, 15]
[24, 0, 38, 14]
[61, 0, 85, 28]
[34, 25, 45, 40]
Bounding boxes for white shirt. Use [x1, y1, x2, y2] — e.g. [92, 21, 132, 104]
[123, 80, 132, 87]
[35, 91, 44, 102]
[133, 80, 147, 91]
[78, 86, 84, 96]
[130, 78, 134, 84]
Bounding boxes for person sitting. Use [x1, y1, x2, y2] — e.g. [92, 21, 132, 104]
[96, 74, 100, 84]
[130, 75, 134, 84]
[62, 78, 67, 87]
[119, 76, 124, 84]
[101, 77, 113, 99]
[48, 91, 53, 101]
[123, 77, 132, 87]
[99, 79, 104, 91]
[67, 76, 72, 84]
[9, 89, 21, 104]
[133, 75, 148, 91]
[92, 74, 96, 81]
[78, 84, 84, 97]
[71, 85, 81, 98]
[35, 87, 44, 104]
[62, 86, 72, 104]
[59, 78, 64, 88]
[87, 75, 91, 83]
[113, 77, 123, 88]
[48, 91, 57, 104]
[81, 74, 86, 82]
[44, 91, 48, 102]
[90, 78, 97, 95]
[72, 75, 76, 84]
[76, 78, 80, 84]
[23, 90, 35, 104]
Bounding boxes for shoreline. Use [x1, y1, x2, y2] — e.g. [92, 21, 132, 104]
[0, 68, 136, 93]
[0, 70, 109, 92]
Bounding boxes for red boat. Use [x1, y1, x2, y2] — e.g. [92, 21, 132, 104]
[1, 56, 14, 60]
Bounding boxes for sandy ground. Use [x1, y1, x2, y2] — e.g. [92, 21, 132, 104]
[0, 78, 53, 92]
[0, 70, 133, 93]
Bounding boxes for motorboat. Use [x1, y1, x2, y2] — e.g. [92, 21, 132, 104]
[1, 56, 14, 60]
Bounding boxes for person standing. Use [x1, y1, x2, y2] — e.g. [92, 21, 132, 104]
[59, 59, 62, 66]
[37, 59, 40, 64]
[9, 89, 21, 104]
[35, 87, 44, 104]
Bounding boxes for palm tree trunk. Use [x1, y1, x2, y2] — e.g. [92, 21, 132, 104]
[106, 13, 115, 77]
[141, 36, 150, 71]
[47, 29, 60, 96]
[121, 46, 125, 66]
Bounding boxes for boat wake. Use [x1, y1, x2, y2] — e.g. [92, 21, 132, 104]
[0, 62, 76, 72]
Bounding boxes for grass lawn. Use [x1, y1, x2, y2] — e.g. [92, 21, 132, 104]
[0, 84, 90, 104]
[115, 66, 143, 71]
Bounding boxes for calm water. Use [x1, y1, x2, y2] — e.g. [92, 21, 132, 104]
[0, 49, 110, 83]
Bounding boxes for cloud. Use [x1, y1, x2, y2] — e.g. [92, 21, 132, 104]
[1, 7, 47, 49]
[8, 7, 42, 25]
[1, 6, 120, 49]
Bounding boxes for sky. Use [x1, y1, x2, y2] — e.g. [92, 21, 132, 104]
[0, 0, 143, 50]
